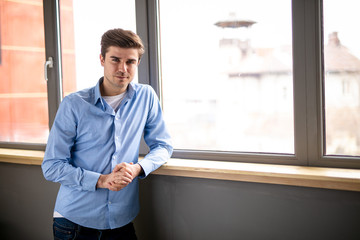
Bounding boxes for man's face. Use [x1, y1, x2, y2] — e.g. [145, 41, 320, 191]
[100, 46, 140, 95]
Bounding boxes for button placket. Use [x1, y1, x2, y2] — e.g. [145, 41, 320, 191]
[114, 115, 121, 147]
[113, 112, 122, 169]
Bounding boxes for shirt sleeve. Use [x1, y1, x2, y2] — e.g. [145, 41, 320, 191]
[41, 97, 100, 192]
[138, 87, 173, 178]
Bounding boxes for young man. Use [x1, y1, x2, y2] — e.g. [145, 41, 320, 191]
[42, 28, 173, 239]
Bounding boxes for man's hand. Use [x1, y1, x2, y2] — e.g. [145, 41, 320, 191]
[96, 162, 143, 191]
[113, 162, 143, 179]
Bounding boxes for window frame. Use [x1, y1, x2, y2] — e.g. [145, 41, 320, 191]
[1, 0, 360, 169]
[0, 0, 61, 151]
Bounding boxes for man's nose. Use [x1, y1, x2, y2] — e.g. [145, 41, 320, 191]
[118, 62, 127, 72]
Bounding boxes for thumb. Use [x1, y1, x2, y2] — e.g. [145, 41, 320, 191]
[113, 164, 123, 172]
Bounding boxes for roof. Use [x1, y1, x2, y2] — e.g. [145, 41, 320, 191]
[324, 32, 360, 73]
[228, 32, 360, 76]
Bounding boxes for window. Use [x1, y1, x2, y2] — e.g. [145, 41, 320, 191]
[159, 0, 294, 154]
[0, 0, 137, 148]
[2, 0, 360, 169]
[0, 0, 48, 144]
[156, 0, 360, 167]
[323, 0, 360, 157]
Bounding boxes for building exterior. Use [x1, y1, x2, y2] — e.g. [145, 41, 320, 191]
[0, 0, 75, 143]
[217, 17, 360, 155]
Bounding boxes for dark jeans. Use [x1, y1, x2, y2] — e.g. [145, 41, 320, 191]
[53, 218, 137, 240]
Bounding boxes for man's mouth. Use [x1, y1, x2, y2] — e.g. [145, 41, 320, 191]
[115, 75, 127, 79]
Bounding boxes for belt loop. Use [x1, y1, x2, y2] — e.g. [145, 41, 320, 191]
[74, 221, 80, 238]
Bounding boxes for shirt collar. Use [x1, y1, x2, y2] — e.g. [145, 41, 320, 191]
[126, 82, 136, 99]
[94, 77, 104, 106]
[94, 77, 136, 106]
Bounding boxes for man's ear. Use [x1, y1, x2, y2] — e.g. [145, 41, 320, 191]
[100, 54, 105, 66]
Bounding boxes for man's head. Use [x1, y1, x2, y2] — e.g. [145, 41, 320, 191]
[100, 28, 145, 60]
[99, 29, 145, 96]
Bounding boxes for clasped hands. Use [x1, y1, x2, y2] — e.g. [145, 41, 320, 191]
[96, 162, 142, 191]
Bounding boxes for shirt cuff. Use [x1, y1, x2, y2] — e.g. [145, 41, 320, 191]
[137, 161, 152, 179]
[81, 170, 101, 192]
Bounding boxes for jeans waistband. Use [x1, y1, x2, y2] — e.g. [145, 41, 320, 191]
[77, 221, 133, 234]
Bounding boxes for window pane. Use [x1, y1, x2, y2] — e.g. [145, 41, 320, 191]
[60, 0, 137, 96]
[323, 0, 360, 156]
[0, 0, 48, 143]
[159, 0, 294, 153]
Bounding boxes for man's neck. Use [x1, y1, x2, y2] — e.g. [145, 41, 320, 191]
[100, 82, 127, 96]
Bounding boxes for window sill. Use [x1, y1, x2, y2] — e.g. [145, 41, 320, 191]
[0, 148, 44, 165]
[1, 148, 360, 192]
[152, 159, 360, 192]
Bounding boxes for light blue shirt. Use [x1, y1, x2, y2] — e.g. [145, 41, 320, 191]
[42, 78, 173, 229]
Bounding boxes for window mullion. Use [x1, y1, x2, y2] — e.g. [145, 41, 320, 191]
[43, 0, 63, 129]
[292, 0, 311, 165]
[136, 0, 161, 98]
[304, 0, 323, 166]
[136, 0, 161, 155]
[136, 0, 150, 86]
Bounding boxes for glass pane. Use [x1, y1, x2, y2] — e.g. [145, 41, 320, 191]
[0, 0, 48, 143]
[323, 0, 360, 156]
[60, 0, 137, 96]
[159, 0, 294, 153]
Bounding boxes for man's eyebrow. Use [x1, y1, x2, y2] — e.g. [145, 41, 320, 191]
[109, 56, 137, 62]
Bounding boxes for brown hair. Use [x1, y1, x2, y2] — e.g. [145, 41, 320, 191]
[100, 28, 145, 59]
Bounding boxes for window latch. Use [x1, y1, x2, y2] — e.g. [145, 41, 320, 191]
[44, 57, 54, 82]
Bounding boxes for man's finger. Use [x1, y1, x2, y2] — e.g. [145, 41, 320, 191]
[113, 163, 125, 173]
